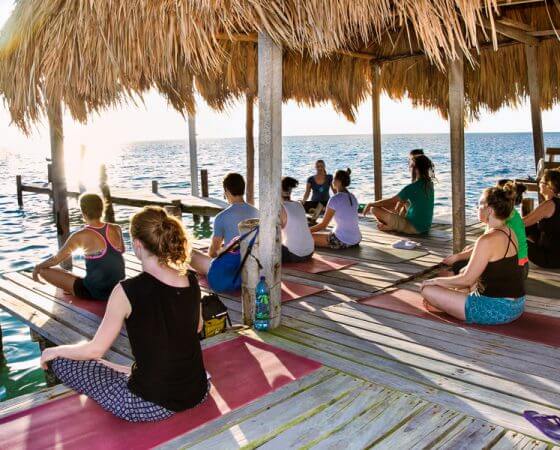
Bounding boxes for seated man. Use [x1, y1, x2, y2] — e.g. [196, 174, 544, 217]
[208, 173, 259, 258]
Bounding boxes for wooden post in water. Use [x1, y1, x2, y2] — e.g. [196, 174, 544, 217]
[200, 169, 210, 224]
[0, 322, 5, 365]
[16, 175, 23, 207]
[47, 102, 72, 270]
[239, 219, 260, 326]
[448, 55, 466, 254]
[152, 180, 159, 194]
[257, 32, 283, 329]
[165, 200, 183, 221]
[188, 113, 200, 197]
[525, 44, 544, 172]
[99, 164, 116, 223]
[246, 94, 256, 205]
[371, 63, 383, 201]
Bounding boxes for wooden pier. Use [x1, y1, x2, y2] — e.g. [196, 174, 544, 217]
[15, 169, 227, 217]
[1, 219, 559, 448]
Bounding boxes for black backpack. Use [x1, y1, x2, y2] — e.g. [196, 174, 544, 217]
[199, 293, 231, 339]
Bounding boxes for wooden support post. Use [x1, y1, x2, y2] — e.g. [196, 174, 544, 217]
[525, 44, 544, 172]
[47, 102, 72, 270]
[200, 169, 209, 197]
[29, 329, 59, 386]
[188, 113, 200, 197]
[239, 219, 260, 326]
[99, 164, 116, 223]
[16, 175, 23, 207]
[371, 63, 383, 200]
[152, 180, 159, 194]
[0, 322, 5, 365]
[246, 94, 256, 205]
[522, 198, 535, 216]
[165, 200, 183, 221]
[47, 163, 53, 183]
[257, 32, 283, 329]
[448, 56, 466, 254]
[78, 144, 87, 193]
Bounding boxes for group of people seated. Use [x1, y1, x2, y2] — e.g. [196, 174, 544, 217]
[30, 151, 560, 423]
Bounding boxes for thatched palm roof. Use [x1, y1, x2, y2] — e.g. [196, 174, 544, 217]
[0, 0, 558, 131]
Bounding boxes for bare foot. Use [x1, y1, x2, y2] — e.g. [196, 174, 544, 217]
[377, 222, 392, 232]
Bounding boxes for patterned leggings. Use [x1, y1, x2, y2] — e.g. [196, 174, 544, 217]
[50, 358, 175, 422]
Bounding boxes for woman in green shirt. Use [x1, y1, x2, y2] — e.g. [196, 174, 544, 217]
[364, 155, 435, 234]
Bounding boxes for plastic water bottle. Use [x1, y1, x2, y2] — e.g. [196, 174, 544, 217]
[254, 276, 270, 331]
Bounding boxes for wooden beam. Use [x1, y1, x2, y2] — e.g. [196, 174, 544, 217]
[371, 63, 383, 201]
[257, 31, 283, 329]
[448, 56, 466, 254]
[246, 94, 255, 205]
[480, 18, 539, 45]
[525, 44, 545, 171]
[188, 113, 200, 197]
[47, 102, 72, 270]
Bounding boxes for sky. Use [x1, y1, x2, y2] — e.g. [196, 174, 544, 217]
[1, 0, 559, 156]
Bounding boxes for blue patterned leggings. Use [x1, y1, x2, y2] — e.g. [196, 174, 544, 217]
[50, 358, 175, 422]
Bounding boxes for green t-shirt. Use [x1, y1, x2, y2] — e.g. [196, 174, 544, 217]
[397, 180, 434, 233]
[506, 209, 528, 262]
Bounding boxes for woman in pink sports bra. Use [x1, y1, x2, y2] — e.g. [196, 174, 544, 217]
[32, 193, 126, 300]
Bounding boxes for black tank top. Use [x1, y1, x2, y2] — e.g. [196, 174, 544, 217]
[538, 197, 560, 250]
[478, 229, 525, 298]
[121, 271, 208, 412]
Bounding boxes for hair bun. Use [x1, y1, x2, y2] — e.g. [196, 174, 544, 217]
[346, 168, 352, 175]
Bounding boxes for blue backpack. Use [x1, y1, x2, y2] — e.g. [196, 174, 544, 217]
[207, 226, 259, 293]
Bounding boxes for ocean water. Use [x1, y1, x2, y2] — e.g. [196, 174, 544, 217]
[0, 132, 559, 400]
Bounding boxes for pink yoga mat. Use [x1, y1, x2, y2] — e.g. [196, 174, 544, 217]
[55, 289, 107, 318]
[198, 276, 324, 303]
[0, 336, 322, 450]
[359, 289, 560, 347]
[283, 254, 356, 274]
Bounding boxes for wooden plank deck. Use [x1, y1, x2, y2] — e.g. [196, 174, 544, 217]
[1, 219, 560, 448]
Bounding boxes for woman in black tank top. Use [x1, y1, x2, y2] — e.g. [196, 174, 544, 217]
[523, 169, 560, 268]
[40, 207, 208, 422]
[420, 186, 526, 325]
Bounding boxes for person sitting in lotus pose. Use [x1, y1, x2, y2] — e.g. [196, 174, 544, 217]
[309, 169, 361, 249]
[281, 177, 314, 262]
[41, 207, 209, 422]
[421, 185, 525, 325]
[363, 154, 435, 235]
[32, 193, 125, 300]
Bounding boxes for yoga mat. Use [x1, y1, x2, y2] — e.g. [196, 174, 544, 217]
[0, 336, 322, 450]
[198, 276, 324, 303]
[283, 254, 356, 274]
[321, 244, 427, 263]
[54, 289, 107, 318]
[359, 289, 560, 348]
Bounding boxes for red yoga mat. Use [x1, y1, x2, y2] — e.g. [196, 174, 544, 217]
[283, 254, 356, 274]
[0, 336, 322, 450]
[54, 289, 107, 318]
[359, 289, 560, 347]
[198, 276, 324, 303]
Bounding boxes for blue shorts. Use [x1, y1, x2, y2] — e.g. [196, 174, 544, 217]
[465, 292, 525, 325]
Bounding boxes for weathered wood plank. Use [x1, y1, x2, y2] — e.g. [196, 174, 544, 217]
[434, 417, 505, 449]
[310, 392, 428, 450]
[187, 374, 362, 449]
[492, 430, 552, 450]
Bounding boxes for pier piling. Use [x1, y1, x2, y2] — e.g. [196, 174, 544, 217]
[16, 175, 23, 207]
[99, 164, 116, 223]
[151, 180, 159, 194]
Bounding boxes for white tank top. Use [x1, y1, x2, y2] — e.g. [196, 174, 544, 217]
[282, 201, 315, 257]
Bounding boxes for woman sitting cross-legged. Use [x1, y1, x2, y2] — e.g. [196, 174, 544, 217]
[523, 168, 560, 269]
[281, 177, 314, 262]
[363, 154, 435, 234]
[421, 186, 525, 325]
[310, 169, 362, 249]
[40, 206, 209, 422]
[32, 193, 125, 300]
[443, 180, 528, 277]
